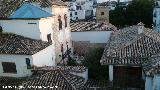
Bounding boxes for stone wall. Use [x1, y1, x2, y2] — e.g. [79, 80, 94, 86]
[96, 6, 109, 23]
[73, 41, 106, 55]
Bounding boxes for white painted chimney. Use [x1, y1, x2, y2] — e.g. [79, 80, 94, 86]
[137, 22, 145, 34]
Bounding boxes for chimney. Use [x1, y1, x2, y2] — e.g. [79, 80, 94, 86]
[137, 22, 144, 34]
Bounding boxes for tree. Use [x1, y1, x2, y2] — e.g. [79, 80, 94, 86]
[67, 55, 77, 66]
[82, 48, 108, 80]
[110, 0, 154, 28]
[0, 26, 3, 33]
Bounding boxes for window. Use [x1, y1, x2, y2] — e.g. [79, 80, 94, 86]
[58, 15, 62, 30]
[64, 14, 67, 27]
[47, 34, 52, 43]
[2, 62, 17, 73]
[75, 12, 77, 15]
[61, 44, 63, 53]
[26, 58, 31, 69]
[76, 17, 78, 20]
[101, 12, 104, 15]
[70, 12, 72, 17]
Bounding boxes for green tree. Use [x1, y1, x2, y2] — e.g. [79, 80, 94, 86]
[67, 55, 77, 66]
[0, 27, 3, 33]
[110, 0, 154, 28]
[82, 48, 108, 80]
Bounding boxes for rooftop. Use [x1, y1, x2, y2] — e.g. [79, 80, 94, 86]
[142, 53, 160, 76]
[9, 3, 53, 19]
[0, 0, 67, 18]
[100, 23, 160, 76]
[70, 21, 116, 32]
[22, 70, 85, 90]
[0, 33, 51, 55]
[34, 66, 87, 73]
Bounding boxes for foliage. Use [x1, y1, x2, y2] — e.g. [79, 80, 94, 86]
[110, 0, 154, 28]
[67, 55, 77, 66]
[0, 27, 3, 33]
[82, 48, 108, 80]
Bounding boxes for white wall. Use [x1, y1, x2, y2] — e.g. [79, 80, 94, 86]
[0, 20, 41, 40]
[153, 75, 160, 90]
[39, 18, 54, 42]
[32, 44, 56, 67]
[70, 10, 86, 20]
[71, 31, 112, 43]
[0, 54, 32, 77]
[71, 69, 88, 82]
[145, 76, 153, 90]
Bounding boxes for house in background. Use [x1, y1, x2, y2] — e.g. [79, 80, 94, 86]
[97, 1, 117, 11]
[100, 22, 160, 89]
[65, 0, 96, 21]
[0, 33, 55, 77]
[96, 4, 110, 24]
[67, 1, 86, 20]
[0, 0, 72, 64]
[71, 21, 116, 55]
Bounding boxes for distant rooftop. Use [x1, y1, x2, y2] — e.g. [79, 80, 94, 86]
[70, 21, 117, 32]
[0, 33, 51, 55]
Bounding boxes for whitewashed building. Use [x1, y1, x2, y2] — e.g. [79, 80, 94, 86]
[0, 33, 55, 77]
[0, 0, 72, 64]
[65, 0, 96, 21]
[71, 22, 115, 44]
[67, 1, 86, 20]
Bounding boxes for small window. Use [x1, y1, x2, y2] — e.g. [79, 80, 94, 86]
[2, 62, 17, 73]
[47, 34, 52, 43]
[26, 58, 31, 69]
[75, 12, 77, 15]
[101, 12, 104, 15]
[58, 15, 62, 30]
[76, 17, 78, 20]
[70, 12, 72, 17]
[61, 44, 63, 53]
[64, 14, 67, 27]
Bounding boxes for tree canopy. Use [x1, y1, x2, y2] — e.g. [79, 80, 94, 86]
[110, 0, 154, 28]
[82, 48, 108, 80]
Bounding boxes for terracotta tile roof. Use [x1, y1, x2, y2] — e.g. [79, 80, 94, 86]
[101, 25, 160, 64]
[142, 53, 160, 76]
[35, 66, 87, 73]
[101, 35, 160, 65]
[83, 80, 110, 90]
[0, 33, 51, 55]
[22, 70, 85, 90]
[0, 0, 23, 18]
[100, 23, 160, 75]
[27, 0, 68, 7]
[70, 22, 117, 32]
[0, 0, 67, 18]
